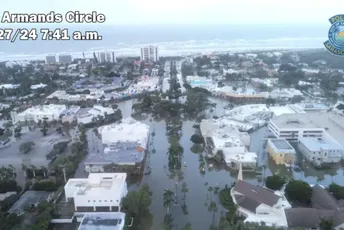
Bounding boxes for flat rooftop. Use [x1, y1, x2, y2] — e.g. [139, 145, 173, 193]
[224, 151, 257, 163]
[272, 113, 344, 146]
[78, 212, 125, 230]
[270, 139, 294, 150]
[100, 118, 150, 146]
[85, 142, 145, 165]
[299, 137, 344, 152]
[66, 173, 126, 197]
[269, 106, 298, 116]
[271, 113, 323, 129]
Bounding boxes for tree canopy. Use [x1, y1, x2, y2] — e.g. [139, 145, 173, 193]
[19, 141, 35, 154]
[190, 134, 204, 145]
[285, 180, 312, 206]
[122, 184, 152, 218]
[265, 175, 286, 191]
[328, 183, 344, 200]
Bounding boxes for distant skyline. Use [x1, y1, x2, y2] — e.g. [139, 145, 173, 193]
[2, 0, 343, 25]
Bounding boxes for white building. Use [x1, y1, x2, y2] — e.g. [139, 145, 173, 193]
[11, 104, 66, 124]
[64, 173, 128, 212]
[100, 118, 149, 146]
[269, 104, 306, 117]
[225, 104, 273, 127]
[125, 76, 159, 95]
[214, 135, 257, 171]
[77, 212, 126, 230]
[298, 136, 343, 166]
[45, 55, 56, 64]
[140, 46, 159, 62]
[200, 118, 256, 170]
[296, 103, 329, 113]
[30, 83, 47, 90]
[77, 105, 114, 125]
[251, 78, 278, 88]
[58, 54, 72, 64]
[231, 180, 290, 227]
[85, 118, 150, 173]
[269, 88, 303, 100]
[61, 106, 81, 123]
[0, 84, 20, 89]
[97, 51, 116, 63]
[269, 114, 325, 141]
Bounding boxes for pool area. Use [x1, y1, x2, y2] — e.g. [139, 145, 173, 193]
[190, 80, 211, 86]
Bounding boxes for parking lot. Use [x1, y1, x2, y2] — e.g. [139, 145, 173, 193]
[0, 128, 70, 185]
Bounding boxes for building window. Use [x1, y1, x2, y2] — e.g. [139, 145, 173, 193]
[110, 200, 112, 202]
[105, 200, 107, 202]
[88, 200, 90, 202]
[93, 200, 96, 202]
[99, 200, 101, 202]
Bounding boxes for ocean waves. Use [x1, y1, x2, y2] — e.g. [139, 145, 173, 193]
[0, 37, 325, 61]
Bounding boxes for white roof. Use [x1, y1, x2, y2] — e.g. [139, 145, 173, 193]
[269, 106, 298, 116]
[225, 104, 272, 125]
[78, 212, 125, 230]
[20, 104, 66, 116]
[66, 173, 126, 198]
[0, 84, 20, 89]
[30, 83, 47, 89]
[299, 137, 344, 152]
[100, 118, 150, 146]
[224, 151, 257, 163]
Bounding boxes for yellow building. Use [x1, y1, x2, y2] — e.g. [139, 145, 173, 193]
[267, 139, 296, 166]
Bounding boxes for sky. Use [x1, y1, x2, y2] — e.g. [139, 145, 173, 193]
[1, 0, 344, 25]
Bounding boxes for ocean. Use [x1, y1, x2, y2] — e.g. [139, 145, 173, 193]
[0, 24, 329, 61]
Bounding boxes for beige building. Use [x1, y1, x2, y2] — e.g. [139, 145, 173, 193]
[267, 139, 296, 166]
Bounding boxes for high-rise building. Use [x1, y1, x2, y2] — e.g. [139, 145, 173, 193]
[140, 46, 159, 62]
[45, 55, 56, 64]
[106, 51, 116, 63]
[58, 54, 72, 64]
[97, 51, 116, 63]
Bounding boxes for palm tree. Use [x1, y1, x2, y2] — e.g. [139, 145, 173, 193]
[181, 223, 192, 230]
[22, 164, 27, 179]
[219, 216, 231, 230]
[261, 165, 267, 183]
[208, 201, 218, 225]
[30, 165, 37, 178]
[208, 186, 214, 201]
[163, 189, 174, 214]
[162, 214, 174, 230]
[181, 182, 189, 205]
[227, 204, 239, 225]
[234, 220, 245, 230]
[7, 164, 16, 179]
[40, 166, 48, 178]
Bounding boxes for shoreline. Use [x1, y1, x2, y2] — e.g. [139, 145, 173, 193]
[1, 47, 325, 62]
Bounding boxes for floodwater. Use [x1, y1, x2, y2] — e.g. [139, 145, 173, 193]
[80, 98, 344, 230]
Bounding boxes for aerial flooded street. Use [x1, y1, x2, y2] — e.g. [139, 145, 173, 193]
[96, 98, 344, 230]
[2, 46, 344, 230]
